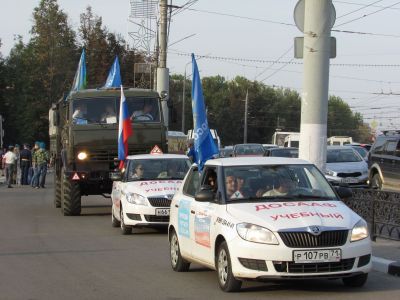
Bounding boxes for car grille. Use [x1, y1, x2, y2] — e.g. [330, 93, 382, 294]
[238, 258, 268, 271]
[273, 258, 355, 273]
[337, 172, 362, 178]
[144, 215, 169, 223]
[278, 230, 348, 248]
[87, 149, 150, 162]
[147, 197, 171, 207]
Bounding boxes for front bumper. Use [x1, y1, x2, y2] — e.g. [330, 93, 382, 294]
[326, 175, 368, 188]
[122, 204, 169, 227]
[228, 235, 372, 280]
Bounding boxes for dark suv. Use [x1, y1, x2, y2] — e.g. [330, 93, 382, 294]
[368, 130, 400, 191]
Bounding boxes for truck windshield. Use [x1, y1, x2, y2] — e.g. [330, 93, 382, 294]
[72, 96, 160, 125]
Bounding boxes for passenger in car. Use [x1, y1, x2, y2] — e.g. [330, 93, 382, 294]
[263, 176, 295, 197]
[225, 175, 237, 199]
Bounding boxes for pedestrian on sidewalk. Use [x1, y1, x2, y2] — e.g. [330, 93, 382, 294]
[32, 142, 49, 188]
[20, 144, 32, 185]
[2, 146, 17, 188]
[13, 144, 21, 185]
[30, 141, 40, 188]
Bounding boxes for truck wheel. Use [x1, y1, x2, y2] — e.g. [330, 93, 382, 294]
[170, 229, 190, 272]
[54, 173, 61, 208]
[62, 176, 81, 216]
[342, 273, 368, 287]
[216, 241, 242, 292]
[370, 174, 382, 190]
[111, 206, 120, 227]
[120, 205, 132, 235]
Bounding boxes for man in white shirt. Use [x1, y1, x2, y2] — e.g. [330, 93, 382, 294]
[2, 146, 17, 188]
[130, 103, 154, 121]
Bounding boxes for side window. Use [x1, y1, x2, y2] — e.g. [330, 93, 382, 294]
[183, 167, 200, 197]
[384, 140, 398, 156]
[201, 167, 218, 192]
[372, 137, 386, 155]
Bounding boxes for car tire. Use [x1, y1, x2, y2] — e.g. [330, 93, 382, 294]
[62, 174, 81, 216]
[216, 241, 242, 292]
[54, 173, 61, 208]
[370, 173, 382, 190]
[342, 273, 368, 287]
[111, 206, 120, 228]
[120, 205, 132, 235]
[169, 229, 190, 272]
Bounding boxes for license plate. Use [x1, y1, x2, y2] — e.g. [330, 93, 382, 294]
[155, 208, 170, 216]
[293, 249, 342, 263]
[342, 177, 358, 183]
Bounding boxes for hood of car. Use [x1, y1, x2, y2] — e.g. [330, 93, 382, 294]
[123, 180, 183, 198]
[226, 201, 360, 232]
[326, 161, 368, 173]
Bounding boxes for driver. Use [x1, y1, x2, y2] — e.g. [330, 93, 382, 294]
[130, 103, 154, 121]
[262, 176, 295, 197]
[131, 164, 144, 179]
[72, 103, 87, 123]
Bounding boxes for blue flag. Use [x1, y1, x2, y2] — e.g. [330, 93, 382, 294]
[71, 49, 87, 91]
[103, 56, 122, 88]
[191, 53, 219, 170]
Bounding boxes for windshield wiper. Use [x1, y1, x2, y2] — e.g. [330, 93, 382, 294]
[287, 194, 333, 200]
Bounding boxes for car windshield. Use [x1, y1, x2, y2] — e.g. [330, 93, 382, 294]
[220, 148, 233, 157]
[71, 96, 160, 125]
[352, 147, 368, 158]
[126, 158, 191, 181]
[270, 148, 299, 158]
[327, 149, 362, 163]
[222, 164, 337, 202]
[235, 144, 264, 156]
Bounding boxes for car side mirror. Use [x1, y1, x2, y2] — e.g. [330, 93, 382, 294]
[195, 188, 215, 202]
[110, 171, 122, 181]
[335, 186, 353, 199]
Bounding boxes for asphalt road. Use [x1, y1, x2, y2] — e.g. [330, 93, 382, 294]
[0, 177, 399, 300]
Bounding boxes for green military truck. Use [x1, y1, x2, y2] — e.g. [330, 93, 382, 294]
[49, 88, 168, 216]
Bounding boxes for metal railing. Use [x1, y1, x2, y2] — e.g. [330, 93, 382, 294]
[343, 189, 400, 241]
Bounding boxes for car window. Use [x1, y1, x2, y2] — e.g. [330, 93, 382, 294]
[222, 164, 337, 202]
[327, 149, 362, 163]
[372, 137, 386, 155]
[126, 158, 190, 181]
[384, 140, 398, 156]
[183, 167, 200, 197]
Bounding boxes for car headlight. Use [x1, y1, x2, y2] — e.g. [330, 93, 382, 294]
[236, 223, 279, 245]
[77, 151, 88, 160]
[351, 219, 369, 242]
[126, 193, 148, 206]
[325, 169, 335, 176]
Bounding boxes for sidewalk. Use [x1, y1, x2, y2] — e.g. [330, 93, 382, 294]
[372, 238, 400, 276]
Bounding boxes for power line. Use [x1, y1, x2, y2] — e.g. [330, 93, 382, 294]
[255, 46, 293, 80]
[335, 1, 400, 27]
[337, 0, 385, 19]
[334, 0, 400, 11]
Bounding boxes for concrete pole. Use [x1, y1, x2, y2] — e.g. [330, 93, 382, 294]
[181, 69, 186, 133]
[244, 89, 248, 144]
[157, 0, 169, 127]
[299, 0, 332, 171]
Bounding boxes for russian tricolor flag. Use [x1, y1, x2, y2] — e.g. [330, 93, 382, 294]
[118, 86, 133, 169]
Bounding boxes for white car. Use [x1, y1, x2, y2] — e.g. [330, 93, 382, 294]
[168, 157, 371, 292]
[111, 154, 191, 234]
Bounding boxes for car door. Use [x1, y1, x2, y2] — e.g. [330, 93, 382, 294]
[383, 139, 400, 188]
[111, 161, 130, 218]
[175, 166, 200, 259]
[190, 167, 219, 264]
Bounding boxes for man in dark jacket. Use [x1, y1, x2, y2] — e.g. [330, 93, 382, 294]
[20, 144, 32, 185]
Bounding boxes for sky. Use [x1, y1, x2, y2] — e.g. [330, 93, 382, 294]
[1, 0, 400, 133]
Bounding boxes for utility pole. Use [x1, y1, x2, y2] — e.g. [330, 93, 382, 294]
[295, 0, 335, 171]
[157, 0, 169, 127]
[243, 89, 248, 143]
[181, 70, 186, 133]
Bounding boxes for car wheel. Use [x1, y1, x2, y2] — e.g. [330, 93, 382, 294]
[370, 173, 382, 190]
[342, 273, 368, 287]
[111, 206, 120, 228]
[120, 205, 132, 235]
[169, 229, 190, 272]
[216, 241, 242, 292]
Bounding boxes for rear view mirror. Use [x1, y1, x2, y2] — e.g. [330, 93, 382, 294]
[335, 186, 353, 199]
[195, 188, 215, 202]
[110, 171, 122, 181]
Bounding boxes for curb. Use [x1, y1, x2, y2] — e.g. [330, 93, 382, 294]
[372, 256, 400, 276]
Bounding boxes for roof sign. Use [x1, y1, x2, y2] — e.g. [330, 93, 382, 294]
[72, 173, 80, 180]
[150, 145, 163, 155]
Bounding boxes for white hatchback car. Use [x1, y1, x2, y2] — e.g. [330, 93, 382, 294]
[111, 154, 191, 234]
[168, 157, 371, 292]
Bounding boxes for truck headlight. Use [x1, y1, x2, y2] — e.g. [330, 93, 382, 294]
[325, 169, 335, 176]
[77, 151, 88, 160]
[126, 193, 148, 206]
[236, 223, 279, 245]
[351, 219, 369, 242]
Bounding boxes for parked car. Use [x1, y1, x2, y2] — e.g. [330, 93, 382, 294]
[262, 144, 277, 151]
[325, 146, 368, 188]
[265, 147, 299, 158]
[368, 130, 400, 191]
[232, 143, 265, 157]
[219, 146, 234, 158]
[110, 154, 191, 234]
[168, 157, 371, 292]
[344, 145, 369, 162]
